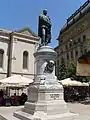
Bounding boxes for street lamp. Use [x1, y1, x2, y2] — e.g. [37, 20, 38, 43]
[7, 32, 13, 77]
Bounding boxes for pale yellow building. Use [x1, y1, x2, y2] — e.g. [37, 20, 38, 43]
[55, 0, 90, 77]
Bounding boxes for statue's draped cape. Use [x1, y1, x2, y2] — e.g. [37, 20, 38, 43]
[38, 13, 51, 45]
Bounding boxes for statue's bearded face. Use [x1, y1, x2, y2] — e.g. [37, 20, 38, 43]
[43, 9, 47, 15]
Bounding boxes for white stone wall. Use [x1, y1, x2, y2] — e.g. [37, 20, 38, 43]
[11, 38, 35, 79]
[0, 28, 38, 81]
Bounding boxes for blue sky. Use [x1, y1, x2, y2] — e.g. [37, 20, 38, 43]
[0, 0, 86, 48]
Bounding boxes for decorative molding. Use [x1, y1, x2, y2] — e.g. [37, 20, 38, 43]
[13, 36, 37, 44]
[63, 21, 88, 41]
[0, 35, 9, 40]
[60, 13, 90, 42]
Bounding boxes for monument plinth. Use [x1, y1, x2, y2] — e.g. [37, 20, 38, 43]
[14, 46, 78, 120]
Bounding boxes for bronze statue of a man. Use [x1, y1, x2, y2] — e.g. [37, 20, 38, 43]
[38, 9, 52, 46]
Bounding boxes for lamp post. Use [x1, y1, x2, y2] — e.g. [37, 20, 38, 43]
[7, 32, 13, 77]
[6, 32, 14, 96]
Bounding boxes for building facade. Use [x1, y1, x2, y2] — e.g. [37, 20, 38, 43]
[55, 0, 90, 76]
[0, 27, 38, 80]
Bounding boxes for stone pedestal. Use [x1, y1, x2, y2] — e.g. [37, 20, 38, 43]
[14, 46, 78, 120]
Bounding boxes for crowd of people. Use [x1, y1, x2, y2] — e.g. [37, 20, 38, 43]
[0, 89, 27, 106]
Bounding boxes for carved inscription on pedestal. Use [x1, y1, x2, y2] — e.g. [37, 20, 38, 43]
[50, 94, 60, 100]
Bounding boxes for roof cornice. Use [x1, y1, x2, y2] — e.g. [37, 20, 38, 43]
[0, 30, 39, 43]
[13, 32, 39, 41]
[59, 0, 90, 36]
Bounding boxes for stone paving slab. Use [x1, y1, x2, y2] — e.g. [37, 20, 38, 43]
[0, 103, 90, 120]
[67, 103, 90, 120]
[0, 106, 23, 120]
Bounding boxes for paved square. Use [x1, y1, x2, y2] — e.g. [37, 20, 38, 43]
[67, 103, 90, 120]
[0, 103, 90, 120]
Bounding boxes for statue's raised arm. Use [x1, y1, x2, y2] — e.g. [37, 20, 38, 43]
[38, 9, 52, 46]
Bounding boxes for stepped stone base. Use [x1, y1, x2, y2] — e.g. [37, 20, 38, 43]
[14, 111, 77, 120]
[14, 84, 78, 120]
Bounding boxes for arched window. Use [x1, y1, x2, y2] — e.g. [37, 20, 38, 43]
[23, 51, 28, 69]
[0, 49, 4, 68]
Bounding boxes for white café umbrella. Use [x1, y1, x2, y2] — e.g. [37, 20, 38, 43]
[58, 78, 89, 86]
[0, 75, 33, 87]
[58, 78, 71, 86]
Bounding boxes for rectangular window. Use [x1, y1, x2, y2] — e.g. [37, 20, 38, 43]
[0, 50, 4, 68]
[71, 50, 73, 58]
[69, 43, 72, 48]
[60, 48, 63, 54]
[78, 37, 81, 43]
[84, 48, 87, 53]
[66, 45, 68, 50]
[73, 40, 77, 45]
[75, 50, 78, 57]
[83, 35, 86, 42]
[57, 60, 59, 66]
[67, 53, 69, 60]
[57, 51, 59, 56]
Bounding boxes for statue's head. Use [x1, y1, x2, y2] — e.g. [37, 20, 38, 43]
[43, 9, 47, 15]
